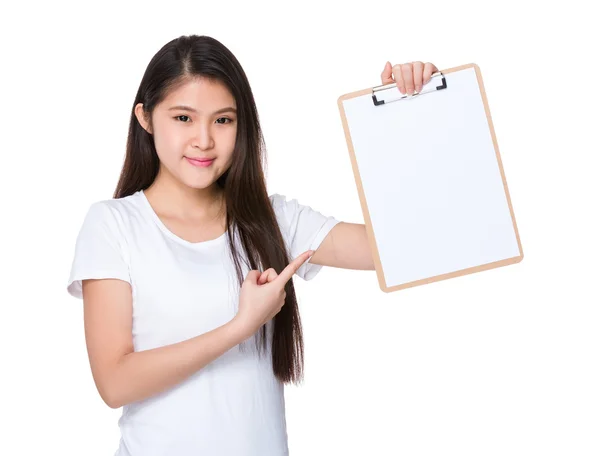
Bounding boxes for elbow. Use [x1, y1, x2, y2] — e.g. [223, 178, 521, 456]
[105, 394, 121, 410]
[98, 379, 122, 409]
[96, 358, 128, 409]
[100, 386, 121, 409]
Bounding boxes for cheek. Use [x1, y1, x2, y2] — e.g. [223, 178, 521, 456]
[154, 128, 184, 159]
[220, 149, 236, 169]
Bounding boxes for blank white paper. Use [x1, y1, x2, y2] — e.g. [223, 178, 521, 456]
[341, 66, 520, 288]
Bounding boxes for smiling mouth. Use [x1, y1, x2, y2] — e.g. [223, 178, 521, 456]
[185, 157, 215, 167]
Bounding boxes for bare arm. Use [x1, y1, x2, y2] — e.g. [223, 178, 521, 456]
[109, 319, 246, 408]
[82, 278, 249, 409]
[309, 222, 376, 270]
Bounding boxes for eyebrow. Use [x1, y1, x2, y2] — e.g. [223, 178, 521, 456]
[168, 105, 237, 115]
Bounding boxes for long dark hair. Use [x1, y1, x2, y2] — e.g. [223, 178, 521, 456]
[113, 35, 304, 385]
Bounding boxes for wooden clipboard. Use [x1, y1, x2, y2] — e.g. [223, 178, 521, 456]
[337, 63, 524, 293]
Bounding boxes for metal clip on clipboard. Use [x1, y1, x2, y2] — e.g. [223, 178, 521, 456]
[371, 71, 447, 106]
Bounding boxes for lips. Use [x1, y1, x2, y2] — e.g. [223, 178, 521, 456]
[185, 156, 215, 167]
[186, 157, 214, 162]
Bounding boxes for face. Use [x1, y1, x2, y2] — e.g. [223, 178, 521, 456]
[135, 77, 237, 191]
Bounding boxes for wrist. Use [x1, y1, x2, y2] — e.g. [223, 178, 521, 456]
[229, 316, 251, 344]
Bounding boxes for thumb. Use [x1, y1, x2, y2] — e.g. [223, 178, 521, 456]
[381, 61, 394, 85]
[245, 270, 261, 283]
[258, 270, 269, 285]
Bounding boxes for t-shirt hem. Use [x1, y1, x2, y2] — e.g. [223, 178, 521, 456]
[300, 218, 342, 281]
[67, 271, 132, 299]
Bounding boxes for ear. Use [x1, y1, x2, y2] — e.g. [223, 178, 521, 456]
[134, 103, 153, 134]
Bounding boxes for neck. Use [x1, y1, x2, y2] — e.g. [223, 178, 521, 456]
[144, 173, 224, 221]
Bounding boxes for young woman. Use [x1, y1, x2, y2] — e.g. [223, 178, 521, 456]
[66, 34, 438, 456]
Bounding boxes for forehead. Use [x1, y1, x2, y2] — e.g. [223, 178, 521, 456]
[161, 77, 235, 109]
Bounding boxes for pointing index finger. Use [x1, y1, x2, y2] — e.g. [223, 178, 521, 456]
[275, 250, 314, 286]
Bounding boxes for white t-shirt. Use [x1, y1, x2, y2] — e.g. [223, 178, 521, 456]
[66, 189, 341, 456]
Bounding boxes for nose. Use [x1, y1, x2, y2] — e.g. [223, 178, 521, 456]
[191, 123, 215, 149]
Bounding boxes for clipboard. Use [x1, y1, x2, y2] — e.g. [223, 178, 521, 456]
[337, 63, 524, 293]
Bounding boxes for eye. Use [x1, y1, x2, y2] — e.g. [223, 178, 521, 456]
[174, 115, 234, 125]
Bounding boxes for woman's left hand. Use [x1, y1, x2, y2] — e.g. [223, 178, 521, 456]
[381, 61, 439, 95]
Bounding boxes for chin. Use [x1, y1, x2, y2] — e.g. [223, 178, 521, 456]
[186, 180, 216, 190]
[184, 175, 220, 189]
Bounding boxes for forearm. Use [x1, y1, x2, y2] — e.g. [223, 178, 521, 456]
[107, 318, 249, 408]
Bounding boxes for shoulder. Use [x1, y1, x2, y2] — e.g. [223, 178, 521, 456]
[268, 193, 291, 210]
[268, 192, 340, 236]
[269, 192, 311, 216]
[94, 192, 140, 218]
[268, 193, 301, 227]
[77, 193, 141, 240]
[88, 192, 142, 220]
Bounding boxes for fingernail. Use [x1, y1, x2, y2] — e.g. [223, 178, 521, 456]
[416, 85, 422, 93]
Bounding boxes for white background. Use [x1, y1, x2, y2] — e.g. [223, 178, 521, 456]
[1, 1, 598, 455]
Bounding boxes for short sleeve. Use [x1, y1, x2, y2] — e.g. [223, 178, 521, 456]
[66, 201, 131, 299]
[270, 193, 341, 281]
